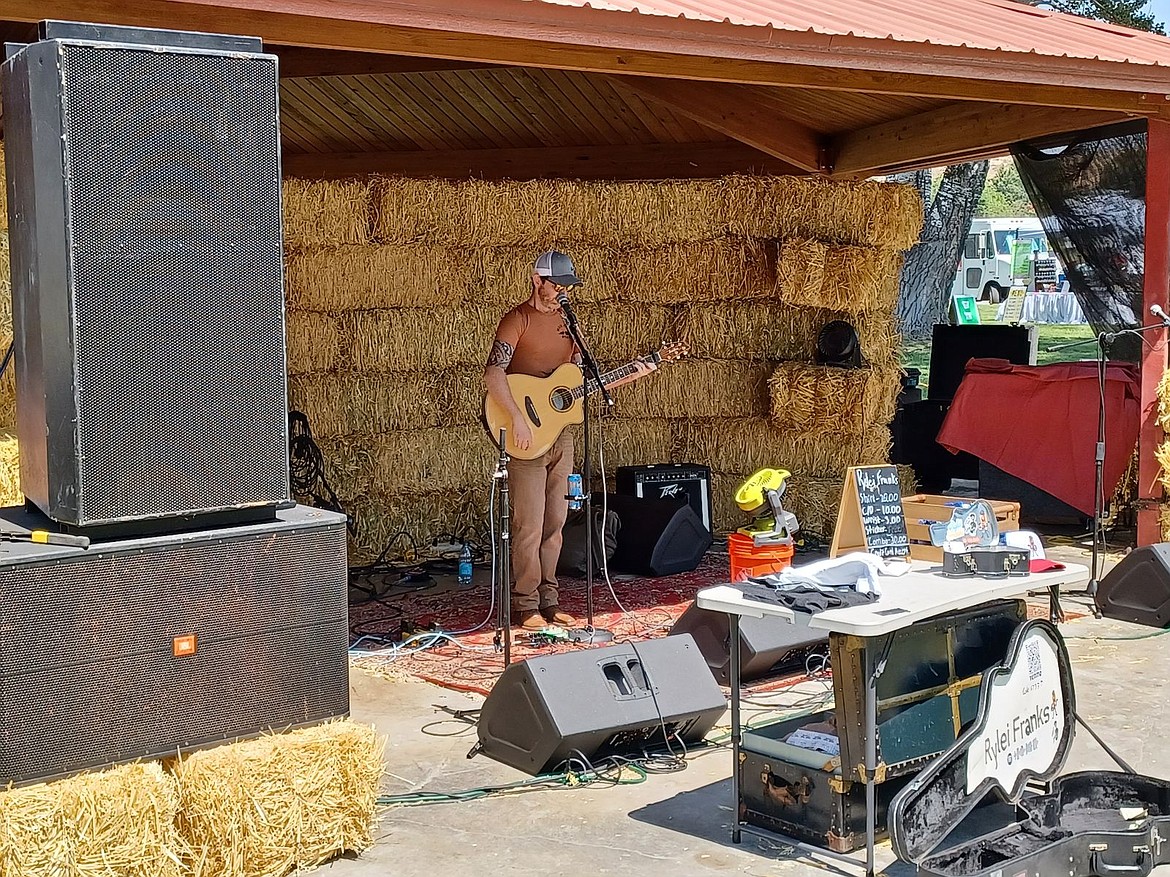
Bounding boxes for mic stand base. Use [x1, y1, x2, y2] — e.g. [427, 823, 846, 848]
[567, 627, 614, 644]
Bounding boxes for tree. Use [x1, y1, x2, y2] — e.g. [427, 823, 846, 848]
[1018, 0, 1164, 33]
[894, 162, 990, 341]
[978, 163, 1034, 217]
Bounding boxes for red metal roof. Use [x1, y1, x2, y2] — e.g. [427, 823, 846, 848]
[532, 0, 1170, 67]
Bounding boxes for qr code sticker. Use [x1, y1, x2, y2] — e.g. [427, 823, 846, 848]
[1025, 639, 1042, 681]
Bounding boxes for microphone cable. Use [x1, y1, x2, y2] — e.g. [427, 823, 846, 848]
[288, 410, 354, 534]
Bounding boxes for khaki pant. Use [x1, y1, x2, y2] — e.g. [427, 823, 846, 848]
[508, 431, 574, 613]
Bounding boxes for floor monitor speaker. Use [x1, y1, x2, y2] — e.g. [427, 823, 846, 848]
[669, 603, 829, 684]
[2, 24, 289, 529]
[1096, 544, 1170, 628]
[602, 493, 712, 577]
[476, 635, 726, 775]
[0, 504, 349, 785]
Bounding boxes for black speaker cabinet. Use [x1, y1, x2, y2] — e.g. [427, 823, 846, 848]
[0, 504, 349, 785]
[616, 463, 712, 533]
[669, 603, 829, 684]
[476, 635, 726, 775]
[927, 324, 1037, 402]
[1096, 544, 1170, 628]
[2, 23, 290, 529]
[602, 492, 712, 577]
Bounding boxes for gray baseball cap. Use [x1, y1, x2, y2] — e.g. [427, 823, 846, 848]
[534, 250, 582, 286]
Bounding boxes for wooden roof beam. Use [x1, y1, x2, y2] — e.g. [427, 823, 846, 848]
[829, 101, 1132, 177]
[616, 78, 825, 173]
[272, 46, 494, 78]
[13, 0, 1170, 115]
[280, 141, 800, 180]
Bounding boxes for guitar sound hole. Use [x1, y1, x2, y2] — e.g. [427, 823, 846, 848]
[550, 388, 573, 412]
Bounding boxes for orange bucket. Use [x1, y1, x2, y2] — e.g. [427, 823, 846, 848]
[728, 532, 794, 581]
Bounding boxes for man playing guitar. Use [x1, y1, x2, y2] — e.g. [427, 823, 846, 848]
[483, 250, 654, 632]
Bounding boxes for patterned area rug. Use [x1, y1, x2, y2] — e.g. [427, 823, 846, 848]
[348, 553, 735, 696]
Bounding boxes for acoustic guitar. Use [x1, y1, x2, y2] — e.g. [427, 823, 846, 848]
[483, 341, 688, 460]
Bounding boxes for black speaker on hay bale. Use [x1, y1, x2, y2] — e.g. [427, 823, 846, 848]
[0, 505, 349, 786]
[2, 22, 289, 531]
[669, 603, 829, 684]
[475, 635, 726, 775]
[602, 493, 712, 577]
[1096, 544, 1170, 628]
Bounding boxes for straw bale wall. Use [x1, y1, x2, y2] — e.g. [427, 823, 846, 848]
[284, 175, 920, 561]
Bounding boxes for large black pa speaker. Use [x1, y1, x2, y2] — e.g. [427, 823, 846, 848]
[476, 635, 726, 775]
[0, 504, 349, 785]
[1096, 544, 1170, 628]
[1, 23, 290, 530]
[602, 492, 712, 576]
[669, 603, 829, 684]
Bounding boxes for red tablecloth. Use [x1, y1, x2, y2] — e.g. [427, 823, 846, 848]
[937, 358, 1140, 517]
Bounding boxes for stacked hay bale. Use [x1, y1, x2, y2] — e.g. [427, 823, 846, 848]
[1155, 369, 1170, 539]
[0, 150, 20, 506]
[284, 176, 921, 562]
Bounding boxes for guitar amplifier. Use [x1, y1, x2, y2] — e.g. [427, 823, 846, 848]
[616, 464, 712, 533]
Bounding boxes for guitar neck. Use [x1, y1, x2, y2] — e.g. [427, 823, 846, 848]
[572, 359, 644, 399]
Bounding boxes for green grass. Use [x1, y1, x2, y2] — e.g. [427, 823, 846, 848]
[902, 303, 1096, 394]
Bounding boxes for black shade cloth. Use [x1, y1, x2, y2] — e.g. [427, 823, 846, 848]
[1012, 120, 1147, 361]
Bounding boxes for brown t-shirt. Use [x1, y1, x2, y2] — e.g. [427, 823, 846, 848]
[491, 302, 578, 378]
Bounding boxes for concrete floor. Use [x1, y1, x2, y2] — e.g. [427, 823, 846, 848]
[330, 535, 1170, 877]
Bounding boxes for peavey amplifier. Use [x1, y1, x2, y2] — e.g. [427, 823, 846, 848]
[616, 464, 712, 533]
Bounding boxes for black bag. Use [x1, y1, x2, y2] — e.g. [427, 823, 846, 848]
[557, 507, 619, 576]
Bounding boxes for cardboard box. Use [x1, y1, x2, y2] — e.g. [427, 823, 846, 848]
[901, 494, 1021, 562]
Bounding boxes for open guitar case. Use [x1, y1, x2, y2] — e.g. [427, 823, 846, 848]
[889, 619, 1170, 877]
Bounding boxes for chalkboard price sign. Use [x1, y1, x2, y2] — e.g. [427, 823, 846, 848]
[830, 465, 911, 560]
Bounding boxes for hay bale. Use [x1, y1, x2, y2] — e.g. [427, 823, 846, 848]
[678, 418, 890, 479]
[777, 239, 903, 313]
[719, 176, 924, 249]
[285, 245, 480, 312]
[616, 359, 770, 419]
[285, 310, 341, 375]
[1158, 369, 1170, 431]
[0, 150, 6, 232]
[679, 301, 811, 361]
[479, 245, 622, 306]
[172, 719, 383, 877]
[574, 304, 678, 363]
[288, 372, 446, 435]
[616, 237, 775, 304]
[1157, 440, 1170, 492]
[283, 178, 371, 249]
[346, 486, 490, 564]
[595, 417, 677, 471]
[0, 232, 13, 431]
[0, 762, 189, 877]
[0, 432, 19, 506]
[1161, 502, 1170, 543]
[769, 363, 900, 435]
[340, 307, 499, 372]
[313, 427, 494, 500]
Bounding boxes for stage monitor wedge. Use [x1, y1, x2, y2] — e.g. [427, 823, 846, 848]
[1, 26, 290, 530]
[476, 635, 726, 775]
[1096, 544, 1170, 628]
[603, 492, 712, 577]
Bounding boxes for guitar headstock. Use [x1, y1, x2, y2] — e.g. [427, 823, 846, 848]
[645, 340, 689, 365]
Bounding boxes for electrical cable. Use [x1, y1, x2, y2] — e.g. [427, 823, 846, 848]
[288, 410, 354, 533]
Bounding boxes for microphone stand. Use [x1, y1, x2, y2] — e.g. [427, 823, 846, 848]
[560, 302, 614, 645]
[492, 428, 513, 667]
[1046, 320, 1166, 621]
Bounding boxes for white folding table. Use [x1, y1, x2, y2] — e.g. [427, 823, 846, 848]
[696, 559, 1090, 877]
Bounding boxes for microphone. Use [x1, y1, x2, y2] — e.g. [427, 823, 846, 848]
[556, 290, 578, 325]
[1152, 304, 1170, 326]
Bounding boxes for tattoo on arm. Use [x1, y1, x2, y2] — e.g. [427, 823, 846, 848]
[486, 339, 515, 370]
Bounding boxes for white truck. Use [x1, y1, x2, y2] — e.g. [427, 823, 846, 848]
[951, 217, 1062, 303]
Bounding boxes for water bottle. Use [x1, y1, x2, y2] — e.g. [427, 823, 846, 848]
[567, 473, 583, 511]
[457, 542, 473, 589]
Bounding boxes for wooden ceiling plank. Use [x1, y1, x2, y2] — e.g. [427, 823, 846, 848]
[598, 78, 682, 143]
[276, 88, 336, 152]
[404, 72, 515, 150]
[282, 141, 799, 180]
[348, 75, 460, 152]
[542, 69, 632, 146]
[490, 69, 596, 147]
[831, 101, 1131, 176]
[581, 73, 662, 144]
[279, 83, 361, 153]
[383, 74, 487, 151]
[619, 78, 824, 172]
[291, 78, 388, 152]
[445, 70, 546, 148]
[309, 75, 409, 148]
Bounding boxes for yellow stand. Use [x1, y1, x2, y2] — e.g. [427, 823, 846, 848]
[830, 465, 910, 560]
